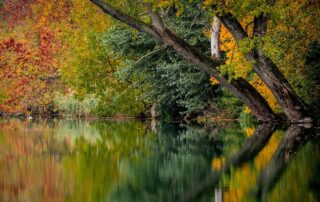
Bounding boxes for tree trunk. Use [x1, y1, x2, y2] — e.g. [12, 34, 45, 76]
[162, 27, 276, 122]
[218, 12, 312, 123]
[209, 17, 275, 121]
[251, 52, 312, 123]
[211, 16, 221, 58]
[90, 0, 277, 122]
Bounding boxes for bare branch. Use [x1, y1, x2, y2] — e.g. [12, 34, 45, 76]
[134, 47, 165, 65]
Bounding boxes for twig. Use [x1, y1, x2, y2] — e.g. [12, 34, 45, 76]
[134, 47, 165, 65]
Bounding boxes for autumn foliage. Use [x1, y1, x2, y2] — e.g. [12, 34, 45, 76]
[0, 0, 319, 119]
[0, 0, 107, 114]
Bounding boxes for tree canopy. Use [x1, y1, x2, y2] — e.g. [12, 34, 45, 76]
[0, 0, 319, 122]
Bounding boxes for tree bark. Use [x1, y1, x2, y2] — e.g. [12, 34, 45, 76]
[208, 17, 274, 121]
[253, 15, 268, 37]
[90, 0, 277, 122]
[211, 16, 221, 58]
[218, 11, 312, 123]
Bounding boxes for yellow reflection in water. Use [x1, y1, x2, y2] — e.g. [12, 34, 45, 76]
[223, 130, 282, 202]
[0, 119, 151, 202]
[268, 141, 319, 202]
[244, 127, 255, 137]
[212, 158, 225, 171]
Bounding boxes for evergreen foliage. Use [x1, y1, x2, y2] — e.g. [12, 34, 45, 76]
[102, 0, 219, 118]
[305, 42, 320, 118]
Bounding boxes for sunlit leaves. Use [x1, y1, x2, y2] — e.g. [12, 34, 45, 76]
[143, 0, 185, 16]
[0, 0, 144, 116]
[0, 0, 71, 113]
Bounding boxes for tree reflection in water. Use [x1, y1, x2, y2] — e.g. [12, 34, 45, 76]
[180, 124, 319, 202]
[0, 119, 319, 202]
[179, 124, 276, 201]
[255, 124, 317, 202]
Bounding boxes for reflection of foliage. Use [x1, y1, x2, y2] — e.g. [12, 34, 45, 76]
[109, 154, 212, 202]
[269, 139, 320, 202]
[62, 120, 155, 202]
[107, 122, 245, 202]
[0, 119, 153, 202]
[152, 123, 221, 157]
[223, 130, 282, 202]
[108, 123, 216, 201]
[0, 119, 318, 202]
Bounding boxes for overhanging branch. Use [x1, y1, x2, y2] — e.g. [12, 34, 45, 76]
[90, 0, 160, 39]
[90, 0, 277, 122]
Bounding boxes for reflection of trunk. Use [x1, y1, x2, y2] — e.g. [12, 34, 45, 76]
[218, 13, 312, 123]
[214, 188, 223, 202]
[151, 119, 157, 132]
[90, 0, 277, 122]
[255, 124, 312, 201]
[151, 104, 157, 132]
[179, 124, 276, 201]
[226, 124, 276, 167]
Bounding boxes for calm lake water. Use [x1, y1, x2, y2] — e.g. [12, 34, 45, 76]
[0, 119, 319, 202]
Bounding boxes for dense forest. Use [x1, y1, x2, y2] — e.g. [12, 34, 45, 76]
[0, 0, 319, 122]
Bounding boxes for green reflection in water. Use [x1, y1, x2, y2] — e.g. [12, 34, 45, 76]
[268, 139, 320, 202]
[0, 119, 318, 202]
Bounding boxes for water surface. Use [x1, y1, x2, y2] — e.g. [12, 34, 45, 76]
[0, 119, 319, 202]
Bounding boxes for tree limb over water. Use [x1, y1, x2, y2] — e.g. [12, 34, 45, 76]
[90, 0, 277, 122]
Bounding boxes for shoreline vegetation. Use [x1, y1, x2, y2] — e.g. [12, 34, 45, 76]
[0, 111, 274, 126]
[0, 110, 244, 125]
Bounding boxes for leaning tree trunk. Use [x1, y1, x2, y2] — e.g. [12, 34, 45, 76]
[90, 0, 277, 122]
[252, 53, 311, 123]
[218, 12, 312, 123]
[209, 16, 275, 121]
[160, 28, 276, 122]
